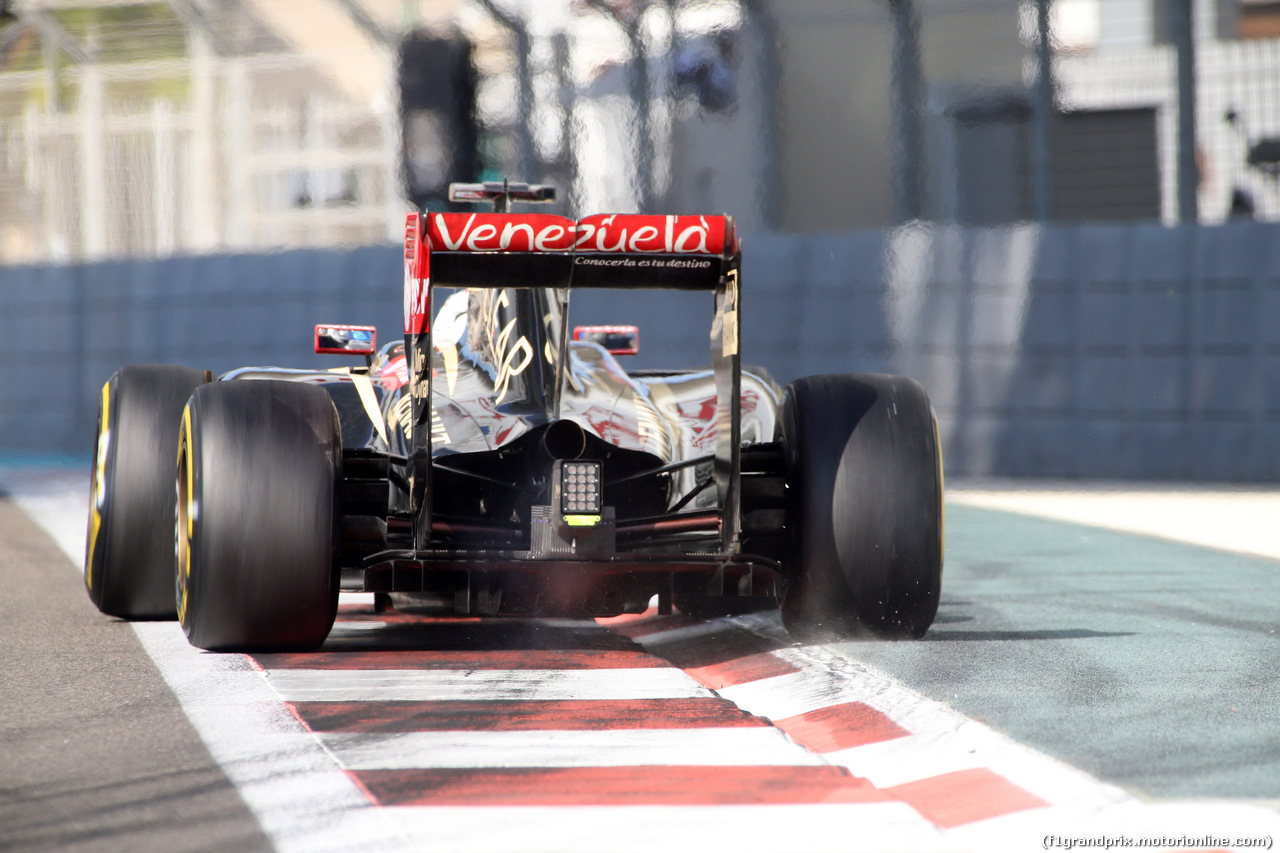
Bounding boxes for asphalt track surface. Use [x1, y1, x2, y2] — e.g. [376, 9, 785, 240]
[0, 486, 271, 853]
[849, 501, 1280, 803]
[2, 465, 1279, 852]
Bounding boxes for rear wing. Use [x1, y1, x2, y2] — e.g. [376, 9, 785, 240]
[401, 204, 743, 554]
[422, 211, 732, 295]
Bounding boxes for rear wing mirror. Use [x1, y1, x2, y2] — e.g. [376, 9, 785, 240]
[573, 325, 640, 356]
[315, 324, 376, 358]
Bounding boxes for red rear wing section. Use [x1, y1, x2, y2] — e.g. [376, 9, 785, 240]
[426, 212, 576, 252]
[407, 212, 738, 319]
[425, 212, 730, 255]
[403, 212, 430, 336]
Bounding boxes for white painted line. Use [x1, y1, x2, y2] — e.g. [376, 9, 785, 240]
[388, 803, 958, 853]
[823, 733, 1001, 788]
[2, 467, 91, 569]
[718, 621, 1280, 836]
[130, 623, 417, 853]
[533, 618, 612, 629]
[715, 655, 881, 721]
[949, 480, 1280, 562]
[624, 619, 728, 645]
[268, 667, 712, 702]
[326, 621, 388, 633]
[322, 727, 826, 770]
[723, 615, 1133, 811]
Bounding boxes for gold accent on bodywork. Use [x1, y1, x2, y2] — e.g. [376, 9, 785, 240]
[722, 269, 740, 357]
[439, 343, 460, 397]
[492, 319, 533, 404]
[325, 367, 390, 445]
[392, 393, 414, 438]
[350, 374, 388, 446]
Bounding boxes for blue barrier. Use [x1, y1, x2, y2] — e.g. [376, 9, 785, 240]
[4, 221, 1279, 480]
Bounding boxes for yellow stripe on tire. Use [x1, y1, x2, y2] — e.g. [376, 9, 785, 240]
[176, 404, 194, 624]
[86, 380, 112, 590]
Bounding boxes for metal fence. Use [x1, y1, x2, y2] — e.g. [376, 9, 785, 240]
[0, 52, 402, 264]
[1051, 7, 1280, 226]
[6, 0, 1278, 251]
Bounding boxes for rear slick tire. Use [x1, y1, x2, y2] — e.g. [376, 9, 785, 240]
[177, 380, 342, 652]
[85, 364, 208, 619]
[779, 374, 943, 641]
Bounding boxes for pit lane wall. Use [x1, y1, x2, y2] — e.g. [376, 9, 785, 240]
[4, 221, 1279, 480]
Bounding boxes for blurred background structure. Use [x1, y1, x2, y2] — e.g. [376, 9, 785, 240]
[4, 0, 1280, 479]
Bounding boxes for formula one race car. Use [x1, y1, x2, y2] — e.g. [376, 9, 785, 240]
[84, 183, 943, 651]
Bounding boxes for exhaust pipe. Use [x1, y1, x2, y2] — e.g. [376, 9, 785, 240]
[541, 419, 588, 461]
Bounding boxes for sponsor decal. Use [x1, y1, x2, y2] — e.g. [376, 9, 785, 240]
[430, 406, 450, 447]
[426, 213, 726, 256]
[573, 256, 714, 269]
[391, 393, 413, 439]
[403, 213, 430, 335]
[575, 214, 724, 255]
[493, 329, 532, 405]
[428, 213, 575, 252]
[472, 290, 533, 405]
